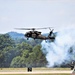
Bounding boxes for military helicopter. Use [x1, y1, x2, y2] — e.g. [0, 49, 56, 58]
[15, 27, 55, 40]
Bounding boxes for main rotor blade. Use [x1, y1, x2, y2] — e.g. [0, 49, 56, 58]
[15, 27, 53, 30]
[35, 27, 53, 30]
[15, 28, 32, 30]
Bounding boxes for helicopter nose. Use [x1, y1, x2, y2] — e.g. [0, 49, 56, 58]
[25, 34, 27, 37]
[25, 33, 30, 37]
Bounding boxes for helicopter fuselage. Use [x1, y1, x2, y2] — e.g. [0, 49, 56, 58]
[25, 31, 55, 40]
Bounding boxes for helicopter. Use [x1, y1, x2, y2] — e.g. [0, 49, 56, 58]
[15, 27, 55, 40]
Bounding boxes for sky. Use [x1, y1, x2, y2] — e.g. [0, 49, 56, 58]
[0, 0, 75, 34]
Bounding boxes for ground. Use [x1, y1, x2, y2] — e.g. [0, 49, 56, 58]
[0, 68, 73, 75]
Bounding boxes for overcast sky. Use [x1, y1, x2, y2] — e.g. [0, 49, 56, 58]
[0, 0, 75, 34]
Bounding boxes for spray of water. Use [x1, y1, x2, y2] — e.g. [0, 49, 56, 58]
[41, 29, 75, 67]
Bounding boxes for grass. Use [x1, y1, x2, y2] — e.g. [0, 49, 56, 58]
[0, 68, 71, 75]
[0, 68, 71, 71]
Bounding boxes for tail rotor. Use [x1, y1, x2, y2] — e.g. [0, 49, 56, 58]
[48, 29, 54, 37]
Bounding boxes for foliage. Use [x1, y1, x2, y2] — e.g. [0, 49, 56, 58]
[10, 45, 47, 67]
[0, 34, 15, 67]
[0, 34, 47, 68]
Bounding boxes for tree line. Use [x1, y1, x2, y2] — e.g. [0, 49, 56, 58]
[0, 34, 47, 68]
[0, 34, 74, 68]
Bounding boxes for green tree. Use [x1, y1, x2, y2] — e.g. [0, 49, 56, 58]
[15, 42, 32, 56]
[10, 56, 24, 67]
[31, 45, 47, 67]
[0, 34, 14, 50]
[10, 42, 33, 67]
[0, 34, 15, 67]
